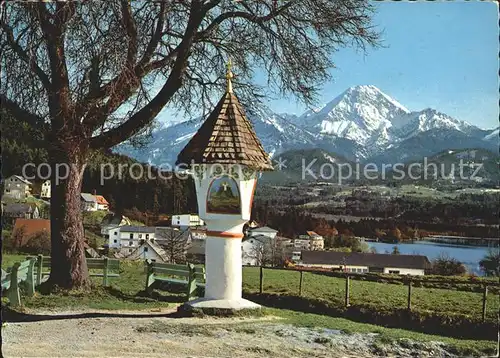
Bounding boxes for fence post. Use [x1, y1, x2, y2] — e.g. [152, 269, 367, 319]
[36, 254, 43, 286]
[103, 257, 109, 287]
[145, 259, 154, 295]
[407, 278, 412, 311]
[26, 258, 36, 296]
[482, 285, 488, 322]
[187, 263, 196, 301]
[7, 263, 21, 306]
[299, 270, 303, 296]
[259, 266, 264, 294]
[345, 274, 350, 307]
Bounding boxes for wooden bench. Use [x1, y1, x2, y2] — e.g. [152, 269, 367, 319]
[144, 260, 205, 301]
[28, 255, 120, 287]
[1, 258, 37, 306]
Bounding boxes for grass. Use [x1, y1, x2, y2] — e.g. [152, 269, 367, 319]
[2, 255, 184, 311]
[269, 309, 498, 357]
[243, 267, 499, 321]
[132, 309, 498, 356]
[2, 253, 498, 356]
[2, 254, 28, 270]
[4, 255, 498, 320]
[4, 254, 498, 319]
[82, 211, 109, 226]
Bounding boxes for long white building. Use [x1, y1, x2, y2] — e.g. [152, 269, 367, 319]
[300, 251, 431, 276]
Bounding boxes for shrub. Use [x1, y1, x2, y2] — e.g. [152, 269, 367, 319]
[123, 207, 147, 225]
[479, 250, 500, 277]
[11, 225, 26, 250]
[22, 230, 51, 255]
[83, 210, 109, 227]
[431, 254, 467, 276]
[1, 229, 16, 253]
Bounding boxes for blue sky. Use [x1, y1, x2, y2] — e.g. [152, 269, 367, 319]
[160, 1, 499, 129]
[270, 1, 499, 129]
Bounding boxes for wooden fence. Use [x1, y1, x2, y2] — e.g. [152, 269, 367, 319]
[255, 266, 492, 322]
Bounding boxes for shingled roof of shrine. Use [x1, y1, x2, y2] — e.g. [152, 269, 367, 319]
[176, 62, 273, 171]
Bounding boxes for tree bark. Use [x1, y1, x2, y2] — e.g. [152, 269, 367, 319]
[48, 144, 90, 289]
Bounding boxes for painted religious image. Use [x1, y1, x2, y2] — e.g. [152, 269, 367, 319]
[207, 176, 241, 214]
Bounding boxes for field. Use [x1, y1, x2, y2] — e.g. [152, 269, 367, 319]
[2, 254, 498, 355]
[2, 254, 28, 270]
[243, 267, 499, 321]
[3, 255, 498, 321]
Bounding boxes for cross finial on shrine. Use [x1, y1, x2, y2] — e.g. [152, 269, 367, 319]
[221, 181, 230, 191]
[226, 58, 234, 93]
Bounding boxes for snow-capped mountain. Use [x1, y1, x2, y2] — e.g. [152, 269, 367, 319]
[388, 108, 477, 142]
[292, 85, 487, 155]
[296, 85, 410, 147]
[369, 128, 497, 164]
[118, 102, 317, 166]
[116, 85, 497, 166]
[483, 127, 499, 143]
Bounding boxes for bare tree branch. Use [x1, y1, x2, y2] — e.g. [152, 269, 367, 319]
[0, 21, 51, 89]
[89, 1, 207, 148]
[2, 0, 379, 149]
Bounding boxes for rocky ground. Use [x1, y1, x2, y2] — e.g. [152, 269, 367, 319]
[2, 308, 455, 357]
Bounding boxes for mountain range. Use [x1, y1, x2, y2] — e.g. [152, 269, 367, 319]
[258, 147, 499, 185]
[116, 85, 498, 167]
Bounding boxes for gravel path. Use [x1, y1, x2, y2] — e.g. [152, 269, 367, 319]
[2, 307, 454, 357]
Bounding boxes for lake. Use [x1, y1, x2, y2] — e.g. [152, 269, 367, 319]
[367, 240, 496, 275]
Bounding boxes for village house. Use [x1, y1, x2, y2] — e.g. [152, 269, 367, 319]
[81, 193, 98, 212]
[154, 227, 192, 246]
[242, 235, 271, 266]
[293, 231, 325, 251]
[95, 195, 109, 211]
[40, 180, 51, 199]
[242, 226, 279, 265]
[247, 226, 278, 240]
[299, 251, 431, 276]
[171, 214, 204, 229]
[107, 225, 156, 250]
[104, 226, 122, 248]
[81, 193, 109, 212]
[153, 227, 194, 263]
[186, 239, 206, 263]
[125, 239, 169, 262]
[242, 233, 290, 266]
[100, 213, 132, 243]
[2, 203, 40, 223]
[3, 175, 32, 200]
[190, 227, 207, 240]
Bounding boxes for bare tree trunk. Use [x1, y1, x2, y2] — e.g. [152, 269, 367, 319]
[48, 144, 90, 289]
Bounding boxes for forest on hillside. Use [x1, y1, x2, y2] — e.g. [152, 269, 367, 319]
[252, 202, 498, 242]
[1, 112, 196, 217]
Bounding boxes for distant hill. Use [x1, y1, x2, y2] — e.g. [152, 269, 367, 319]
[260, 147, 499, 187]
[261, 148, 356, 184]
[369, 128, 498, 164]
[385, 148, 499, 186]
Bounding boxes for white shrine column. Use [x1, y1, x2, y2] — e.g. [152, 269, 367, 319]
[182, 165, 261, 310]
[204, 220, 245, 300]
[176, 62, 273, 313]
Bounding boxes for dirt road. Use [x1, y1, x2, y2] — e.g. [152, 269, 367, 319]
[2, 308, 452, 357]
